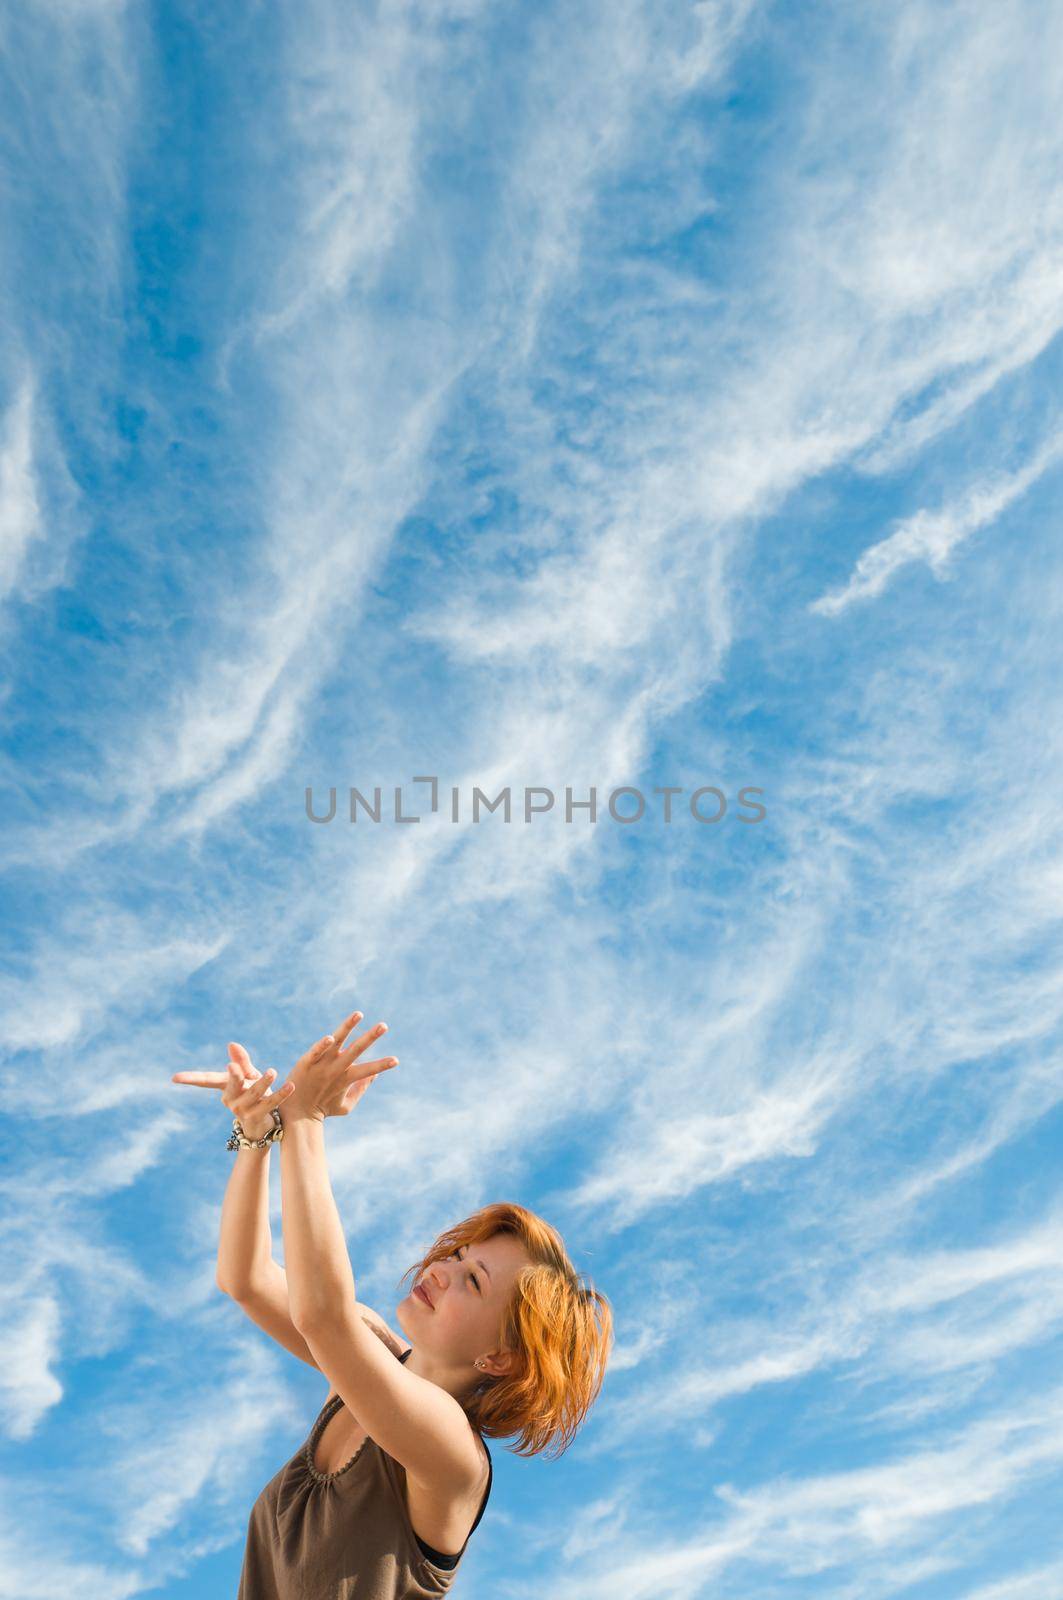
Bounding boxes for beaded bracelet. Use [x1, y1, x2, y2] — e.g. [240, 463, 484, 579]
[226, 1105, 285, 1152]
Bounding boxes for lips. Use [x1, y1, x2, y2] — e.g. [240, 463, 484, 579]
[415, 1282, 434, 1308]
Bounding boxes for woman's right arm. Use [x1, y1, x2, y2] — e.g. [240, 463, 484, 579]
[215, 1141, 280, 1296]
[215, 1143, 327, 1371]
[213, 1049, 297, 1294]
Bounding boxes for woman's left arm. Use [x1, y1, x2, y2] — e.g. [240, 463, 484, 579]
[276, 1017, 399, 1327]
[279, 1117, 356, 1326]
[274, 1019, 486, 1496]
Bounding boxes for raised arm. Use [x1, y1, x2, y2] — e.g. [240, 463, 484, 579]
[276, 1037, 487, 1495]
[275, 1016, 398, 1326]
[215, 1138, 280, 1297]
[208, 1080, 332, 1372]
[279, 1116, 356, 1325]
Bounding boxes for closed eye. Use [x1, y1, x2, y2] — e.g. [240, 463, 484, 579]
[457, 1245, 481, 1293]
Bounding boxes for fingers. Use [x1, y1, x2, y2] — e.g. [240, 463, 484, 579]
[229, 1059, 268, 1093]
[319, 1007, 396, 1065]
[224, 1061, 249, 1102]
[295, 1034, 336, 1070]
[247, 1067, 277, 1100]
[346, 1055, 399, 1081]
[170, 1065, 300, 1102]
[228, 1042, 258, 1077]
[341, 1020, 390, 1063]
[250, 1070, 296, 1104]
[331, 1010, 364, 1048]
[249, 1069, 295, 1102]
[341, 1068, 384, 1110]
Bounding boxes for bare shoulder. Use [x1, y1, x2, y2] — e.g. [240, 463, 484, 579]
[324, 1307, 412, 1401]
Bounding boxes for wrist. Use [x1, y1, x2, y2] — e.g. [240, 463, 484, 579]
[236, 1112, 276, 1140]
[279, 1104, 325, 1129]
[228, 1104, 284, 1150]
[236, 1136, 273, 1154]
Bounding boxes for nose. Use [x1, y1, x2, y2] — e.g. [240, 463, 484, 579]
[435, 1254, 461, 1287]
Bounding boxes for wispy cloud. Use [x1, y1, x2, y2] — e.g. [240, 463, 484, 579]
[811, 426, 1063, 614]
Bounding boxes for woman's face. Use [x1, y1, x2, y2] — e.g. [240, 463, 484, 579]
[398, 1232, 532, 1377]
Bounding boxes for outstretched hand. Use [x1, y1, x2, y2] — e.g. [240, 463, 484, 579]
[281, 1010, 400, 1123]
[171, 1045, 295, 1141]
[171, 1008, 399, 1134]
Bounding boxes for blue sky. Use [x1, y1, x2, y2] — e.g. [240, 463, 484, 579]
[2, 0, 1063, 1595]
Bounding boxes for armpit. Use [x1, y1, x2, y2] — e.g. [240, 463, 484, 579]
[323, 1306, 412, 1402]
[358, 1307, 411, 1359]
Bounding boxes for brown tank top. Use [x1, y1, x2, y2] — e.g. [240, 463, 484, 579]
[237, 1348, 493, 1598]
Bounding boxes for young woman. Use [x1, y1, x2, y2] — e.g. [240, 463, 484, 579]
[173, 1008, 614, 1598]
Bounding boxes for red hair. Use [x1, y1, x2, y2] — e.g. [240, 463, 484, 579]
[399, 1201, 614, 1459]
